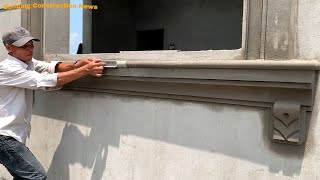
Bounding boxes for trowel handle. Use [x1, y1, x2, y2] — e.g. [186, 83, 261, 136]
[103, 60, 118, 68]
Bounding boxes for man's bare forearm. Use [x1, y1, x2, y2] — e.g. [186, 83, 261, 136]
[56, 65, 88, 86]
[55, 60, 105, 86]
[55, 62, 75, 72]
[55, 58, 102, 72]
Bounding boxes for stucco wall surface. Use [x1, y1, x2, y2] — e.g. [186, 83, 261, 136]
[297, 0, 320, 59]
[0, 87, 316, 180]
[0, 0, 22, 60]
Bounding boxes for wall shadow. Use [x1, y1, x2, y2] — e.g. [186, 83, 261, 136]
[46, 123, 108, 180]
[0, 9, 15, 13]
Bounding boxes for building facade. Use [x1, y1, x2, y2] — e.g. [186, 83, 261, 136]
[1, 0, 320, 179]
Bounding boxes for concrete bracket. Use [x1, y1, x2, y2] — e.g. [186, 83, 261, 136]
[271, 101, 305, 145]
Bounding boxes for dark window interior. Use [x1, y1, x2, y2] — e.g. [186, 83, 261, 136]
[92, 0, 243, 53]
[137, 29, 164, 50]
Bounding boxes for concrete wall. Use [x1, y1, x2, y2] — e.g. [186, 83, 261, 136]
[92, 0, 243, 52]
[43, 0, 70, 55]
[0, 0, 22, 60]
[26, 90, 317, 179]
[297, 0, 320, 59]
[0, 78, 319, 180]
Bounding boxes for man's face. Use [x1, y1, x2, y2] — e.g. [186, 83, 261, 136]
[5, 40, 34, 62]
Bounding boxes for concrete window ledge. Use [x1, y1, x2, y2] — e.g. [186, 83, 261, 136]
[46, 55, 320, 145]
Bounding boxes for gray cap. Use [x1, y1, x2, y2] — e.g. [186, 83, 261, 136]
[2, 27, 40, 47]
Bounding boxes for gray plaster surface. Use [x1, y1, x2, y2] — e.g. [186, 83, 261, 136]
[0, 0, 21, 9]
[0, 7, 22, 60]
[297, 0, 320, 59]
[265, 0, 297, 59]
[26, 90, 313, 179]
[43, 0, 70, 55]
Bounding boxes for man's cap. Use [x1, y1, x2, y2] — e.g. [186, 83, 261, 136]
[2, 27, 40, 47]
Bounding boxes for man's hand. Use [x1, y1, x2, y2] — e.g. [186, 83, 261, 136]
[74, 58, 102, 69]
[55, 58, 104, 73]
[56, 59, 106, 86]
[83, 59, 106, 77]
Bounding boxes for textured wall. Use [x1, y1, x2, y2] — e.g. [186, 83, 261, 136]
[43, 0, 70, 55]
[297, 0, 320, 59]
[0, 0, 22, 60]
[0, 82, 318, 179]
[25, 90, 316, 179]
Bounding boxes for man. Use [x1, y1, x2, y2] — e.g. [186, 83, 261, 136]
[0, 27, 106, 179]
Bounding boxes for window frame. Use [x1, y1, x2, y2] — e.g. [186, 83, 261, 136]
[81, 0, 261, 60]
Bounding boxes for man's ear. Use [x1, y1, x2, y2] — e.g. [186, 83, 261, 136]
[4, 44, 13, 53]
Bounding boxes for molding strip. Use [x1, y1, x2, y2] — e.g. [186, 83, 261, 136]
[46, 55, 320, 70]
[123, 60, 320, 70]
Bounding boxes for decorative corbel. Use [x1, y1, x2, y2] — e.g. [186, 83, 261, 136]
[271, 101, 306, 145]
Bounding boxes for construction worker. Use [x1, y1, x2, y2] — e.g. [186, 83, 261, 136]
[0, 27, 105, 179]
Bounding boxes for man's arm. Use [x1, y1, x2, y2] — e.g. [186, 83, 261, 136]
[55, 58, 100, 72]
[56, 60, 105, 86]
[0, 59, 105, 90]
